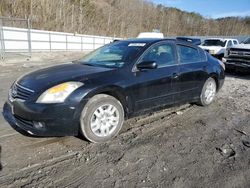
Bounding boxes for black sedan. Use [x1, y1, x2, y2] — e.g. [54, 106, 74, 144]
[4, 38, 225, 142]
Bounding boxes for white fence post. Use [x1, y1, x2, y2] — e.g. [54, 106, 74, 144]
[27, 18, 32, 56]
[0, 18, 5, 60]
[66, 35, 68, 50]
[49, 32, 51, 52]
[81, 36, 83, 51]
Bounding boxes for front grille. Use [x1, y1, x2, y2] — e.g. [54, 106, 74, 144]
[230, 48, 250, 52]
[226, 58, 250, 65]
[14, 115, 34, 128]
[229, 48, 250, 59]
[11, 83, 34, 101]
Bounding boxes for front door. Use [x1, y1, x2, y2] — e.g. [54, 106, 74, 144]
[131, 42, 179, 112]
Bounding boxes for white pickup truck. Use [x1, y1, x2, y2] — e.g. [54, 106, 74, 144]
[223, 37, 250, 72]
[199, 38, 239, 59]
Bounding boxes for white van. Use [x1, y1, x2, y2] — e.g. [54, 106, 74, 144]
[137, 32, 164, 39]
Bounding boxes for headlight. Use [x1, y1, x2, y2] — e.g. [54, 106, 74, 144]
[36, 82, 83, 103]
[210, 50, 216, 55]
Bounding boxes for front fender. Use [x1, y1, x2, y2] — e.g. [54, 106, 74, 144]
[73, 85, 132, 118]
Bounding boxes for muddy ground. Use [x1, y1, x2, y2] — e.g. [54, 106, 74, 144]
[0, 53, 250, 188]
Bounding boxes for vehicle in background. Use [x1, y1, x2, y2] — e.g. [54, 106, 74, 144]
[4, 38, 225, 143]
[223, 37, 250, 72]
[176, 37, 201, 45]
[199, 38, 239, 59]
[112, 39, 121, 43]
[137, 32, 164, 39]
[240, 37, 250, 44]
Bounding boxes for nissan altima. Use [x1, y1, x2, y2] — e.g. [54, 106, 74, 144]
[4, 38, 225, 142]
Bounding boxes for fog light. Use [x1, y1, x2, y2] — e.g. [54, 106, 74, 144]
[33, 121, 45, 129]
[27, 130, 34, 135]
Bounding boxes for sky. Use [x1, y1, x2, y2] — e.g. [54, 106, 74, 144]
[152, 0, 250, 19]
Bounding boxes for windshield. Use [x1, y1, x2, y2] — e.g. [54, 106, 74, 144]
[202, 39, 226, 47]
[243, 38, 250, 44]
[77, 41, 147, 68]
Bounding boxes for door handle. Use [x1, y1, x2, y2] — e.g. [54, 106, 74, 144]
[173, 73, 179, 79]
[203, 65, 207, 71]
[173, 73, 179, 78]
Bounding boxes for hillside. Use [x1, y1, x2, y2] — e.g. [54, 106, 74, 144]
[0, 0, 249, 37]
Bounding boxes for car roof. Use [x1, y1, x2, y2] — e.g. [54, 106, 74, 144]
[204, 38, 237, 41]
[124, 38, 171, 43]
[120, 38, 198, 48]
[123, 38, 194, 44]
[176, 37, 201, 40]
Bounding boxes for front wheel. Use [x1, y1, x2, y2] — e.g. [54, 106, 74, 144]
[198, 77, 217, 106]
[80, 94, 124, 143]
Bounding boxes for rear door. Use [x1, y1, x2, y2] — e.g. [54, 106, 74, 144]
[131, 41, 179, 111]
[175, 44, 208, 102]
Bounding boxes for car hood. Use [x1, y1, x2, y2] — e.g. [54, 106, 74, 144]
[17, 62, 113, 92]
[199, 46, 224, 51]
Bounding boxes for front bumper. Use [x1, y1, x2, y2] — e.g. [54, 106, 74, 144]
[3, 99, 87, 136]
[224, 58, 250, 72]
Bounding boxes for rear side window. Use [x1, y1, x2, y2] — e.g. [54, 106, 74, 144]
[177, 45, 201, 64]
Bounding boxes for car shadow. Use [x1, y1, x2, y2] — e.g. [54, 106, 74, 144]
[225, 70, 250, 80]
[75, 133, 89, 142]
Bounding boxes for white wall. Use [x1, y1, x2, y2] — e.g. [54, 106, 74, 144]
[1, 26, 120, 53]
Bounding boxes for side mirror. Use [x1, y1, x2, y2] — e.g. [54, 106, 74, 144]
[136, 61, 158, 70]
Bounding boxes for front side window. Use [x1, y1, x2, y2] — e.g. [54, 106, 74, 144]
[141, 43, 176, 68]
[177, 45, 201, 64]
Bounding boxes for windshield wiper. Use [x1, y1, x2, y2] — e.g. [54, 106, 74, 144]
[79, 62, 100, 67]
[83, 63, 96, 66]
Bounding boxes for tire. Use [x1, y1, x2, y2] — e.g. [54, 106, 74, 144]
[218, 54, 224, 60]
[198, 77, 217, 106]
[80, 94, 124, 143]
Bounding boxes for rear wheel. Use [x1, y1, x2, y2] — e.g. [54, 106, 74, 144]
[198, 77, 217, 106]
[80, 94, 124, 143]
